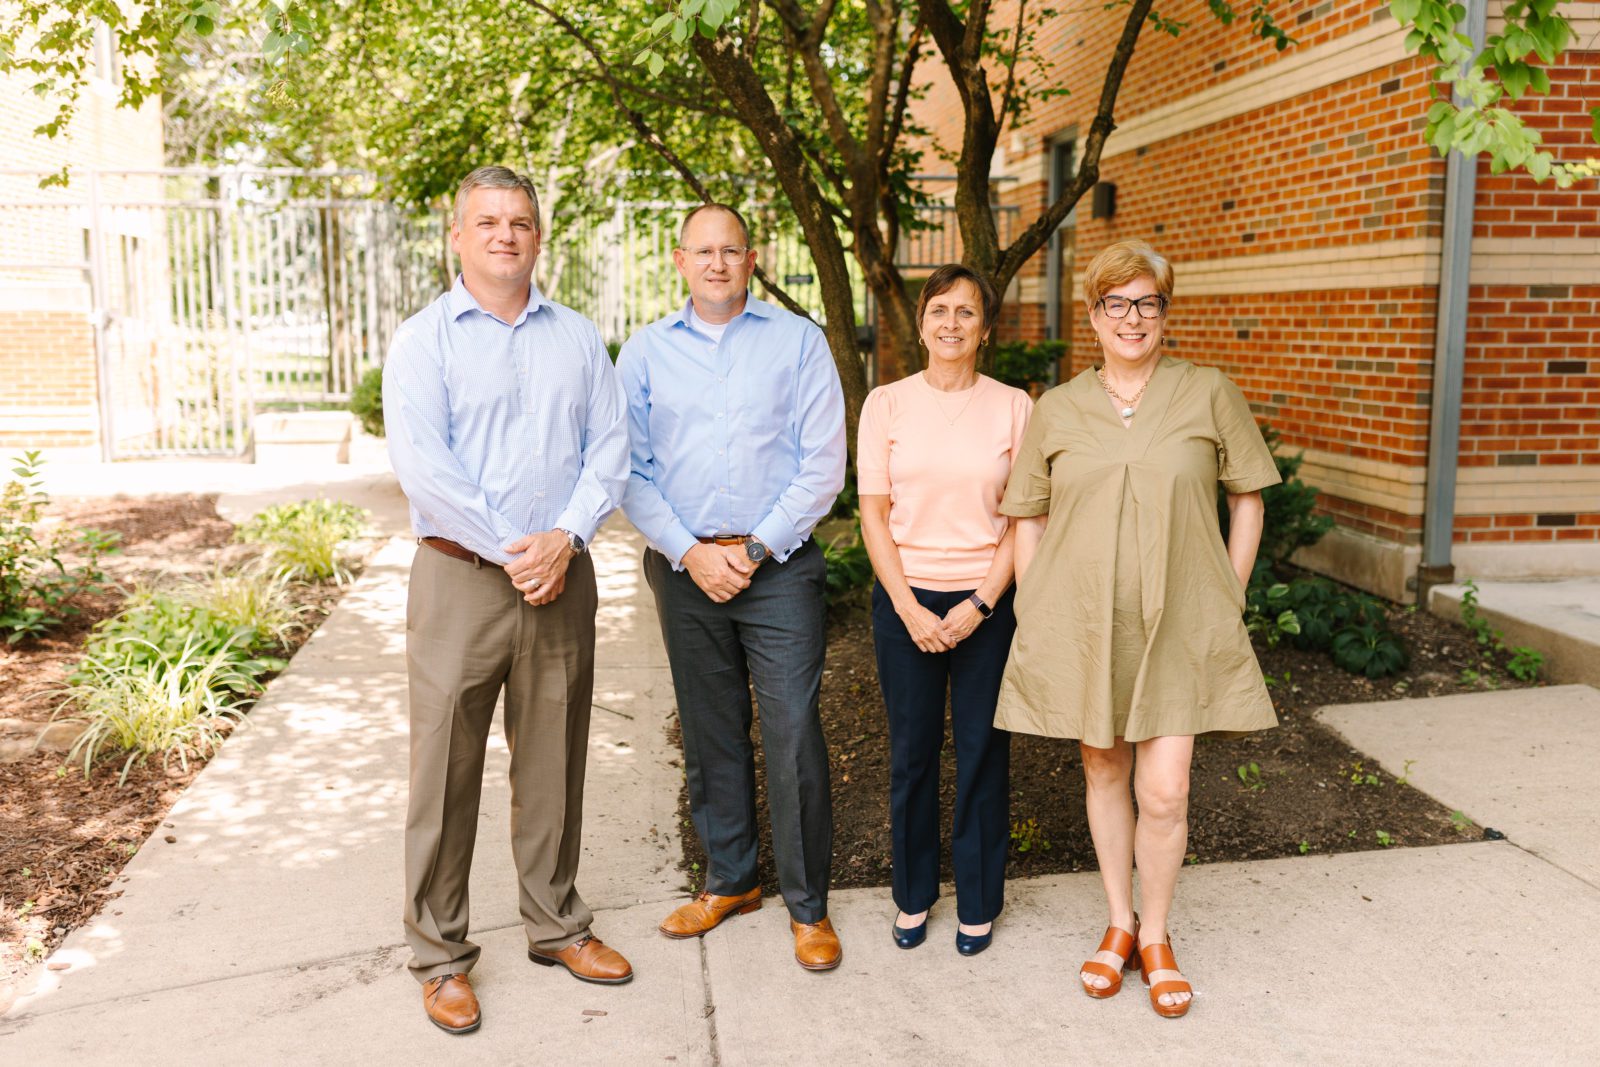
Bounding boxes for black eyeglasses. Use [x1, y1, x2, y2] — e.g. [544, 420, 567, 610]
[1095, 294, 1168, 320]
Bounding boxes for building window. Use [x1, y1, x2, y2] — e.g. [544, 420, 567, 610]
[89, 21, 121, 89]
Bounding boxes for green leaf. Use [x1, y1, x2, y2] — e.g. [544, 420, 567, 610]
[649, 12, 674, 34]
[632, 46, 653, 67]
[1499, 61, 1530, 100]
[1391, 0, 1422, 24]
[1528, 151, 1552, 182]
[1591, 106, 1600, 144]
[671, 17, 688, 44]
[647, 51, 664, 77]
[1529, 67, 1551, 94]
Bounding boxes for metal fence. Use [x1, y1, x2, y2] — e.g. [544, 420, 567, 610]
[1, 170, 1013, 458]
[0, 168, 446, 459]
[542, 200, 870, 347]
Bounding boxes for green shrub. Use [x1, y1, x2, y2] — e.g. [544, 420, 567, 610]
[1331, 623, 1409, 679]
[237, 498, 368, 582]
[59, 632, 262, 785]
[75, 589, 286, 692]
[0, 451, 119, 642]
[349, 366, 385, 437]
[822, 523, 873, 608]
[991, 339, 1066, 392]
[175, 564, 305, 650]
[1218, 424, 1335, 569]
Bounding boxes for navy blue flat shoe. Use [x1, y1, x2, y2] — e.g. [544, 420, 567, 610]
[955, 928, 992, 956]
[891, 916, 927, 949]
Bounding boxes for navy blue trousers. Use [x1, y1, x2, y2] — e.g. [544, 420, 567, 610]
[871, 582, 1014, 924]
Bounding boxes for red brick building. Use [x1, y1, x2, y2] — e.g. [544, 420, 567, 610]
[908, 0, 1600, 602]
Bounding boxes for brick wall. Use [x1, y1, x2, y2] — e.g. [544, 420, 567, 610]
[902, 0, 1600, 597]
[0, 15, 164, 454]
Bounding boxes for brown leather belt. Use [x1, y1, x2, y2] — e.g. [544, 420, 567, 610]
[697, 535, 751, 546]
[420, 536, 489, 568]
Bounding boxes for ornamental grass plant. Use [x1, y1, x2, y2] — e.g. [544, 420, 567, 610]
[58, 633, 261, 785]
[235, 498, 368, 583]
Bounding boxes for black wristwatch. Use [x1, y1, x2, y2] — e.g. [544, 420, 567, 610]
[745, 538, 770, 564]
[968, 593, 993, 619]
[556, 528, 586, 554]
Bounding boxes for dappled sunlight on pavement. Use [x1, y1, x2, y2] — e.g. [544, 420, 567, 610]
[4, 521, 686, 1034]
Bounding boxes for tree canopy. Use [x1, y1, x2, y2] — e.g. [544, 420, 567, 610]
[4, 0, 1595, 432]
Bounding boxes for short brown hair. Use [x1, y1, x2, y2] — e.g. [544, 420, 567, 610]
[453, 166, 541, 233]
[680, 203, 751, 247]
[916, 264, 1001, 336]
[1082, 240, 1173, 310]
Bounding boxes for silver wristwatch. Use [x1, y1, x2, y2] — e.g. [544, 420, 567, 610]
[556, 528, 586, 554]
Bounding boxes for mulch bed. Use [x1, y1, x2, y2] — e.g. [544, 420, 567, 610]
[0, 496, 349, 998]
[675, 589, 1534, 896]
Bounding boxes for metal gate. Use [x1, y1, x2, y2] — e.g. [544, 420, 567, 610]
[0, 168, 446, 459]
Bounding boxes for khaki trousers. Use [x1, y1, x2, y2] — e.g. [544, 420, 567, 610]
[402, 543, 597, 984]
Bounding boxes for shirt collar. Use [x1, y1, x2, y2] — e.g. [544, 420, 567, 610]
[669, 291, 775, 328]
[447, 274, 552, 326]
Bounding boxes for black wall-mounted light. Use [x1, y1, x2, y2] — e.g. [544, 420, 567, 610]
[1091, 182, 1117, 220]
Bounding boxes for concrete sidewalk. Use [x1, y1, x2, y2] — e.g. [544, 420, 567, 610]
[3, 473, 1598, 1061]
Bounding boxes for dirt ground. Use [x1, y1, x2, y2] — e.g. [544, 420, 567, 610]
[675, 591, 1531, 897]
[0, 496, 347, 992]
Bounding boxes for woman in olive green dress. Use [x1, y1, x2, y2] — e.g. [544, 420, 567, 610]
[996, 241, 1280, 1018]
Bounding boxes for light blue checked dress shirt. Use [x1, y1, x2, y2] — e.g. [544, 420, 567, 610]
[618, 294, 847, 568]
[383, 276, 629, 565]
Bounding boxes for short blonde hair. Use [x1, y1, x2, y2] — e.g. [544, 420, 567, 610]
[1082, 240, 1174, 311]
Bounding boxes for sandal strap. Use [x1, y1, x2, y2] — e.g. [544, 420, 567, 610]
[1080, 960, 1122, 983]
[1139, 941, 1178, 973]
[1150, 978, 1192, 998]
[1097, 925, 1136, 961]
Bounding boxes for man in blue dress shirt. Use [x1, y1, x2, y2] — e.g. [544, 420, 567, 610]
[619, 204, 848, 971]
[384, 166, 634, 1034]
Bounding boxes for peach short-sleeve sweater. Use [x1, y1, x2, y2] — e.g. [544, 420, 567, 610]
[857, 372, 1033, 591]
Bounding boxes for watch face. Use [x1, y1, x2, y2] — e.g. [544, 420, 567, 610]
[746, 540, 769, 562]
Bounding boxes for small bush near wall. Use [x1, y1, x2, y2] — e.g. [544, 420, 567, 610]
[0, 452, 119, 643]
[350, 366, 384, 437]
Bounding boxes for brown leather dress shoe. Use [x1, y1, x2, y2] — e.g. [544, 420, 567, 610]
[659, 887, 763, 939]
[421, 973, 481, 1034]
[791, 917, 843, 971]
[528, 935, 634, 984]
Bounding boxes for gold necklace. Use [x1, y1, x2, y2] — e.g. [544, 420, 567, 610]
[1096, 365, 1154, 419]
[926, 373, 982, 425]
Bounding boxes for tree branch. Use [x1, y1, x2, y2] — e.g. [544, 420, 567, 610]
[519, 0, 811, 318]
[997, 0, 1028, 134]
[995, 0, 1154, 286]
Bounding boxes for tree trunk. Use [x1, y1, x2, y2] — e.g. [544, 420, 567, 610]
[692, 35, 867, 457]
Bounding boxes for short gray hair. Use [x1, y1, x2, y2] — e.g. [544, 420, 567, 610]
[453, 166, 541, 232]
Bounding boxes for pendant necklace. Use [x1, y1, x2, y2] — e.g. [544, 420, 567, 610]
[1097, 365, 1153, 419]
[927, 372, 982, 425]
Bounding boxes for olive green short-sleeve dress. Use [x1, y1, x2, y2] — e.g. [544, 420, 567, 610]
[995, 356, 1281, 747]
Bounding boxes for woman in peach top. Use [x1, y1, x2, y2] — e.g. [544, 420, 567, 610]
[857, 264, 1033, 956]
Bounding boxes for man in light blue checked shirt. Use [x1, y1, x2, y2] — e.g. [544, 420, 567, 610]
[620, 204, 848, 972]
[384, 166, 633, 1035]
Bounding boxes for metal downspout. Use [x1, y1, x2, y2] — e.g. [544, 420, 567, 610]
[1418, 0, 1489, 599]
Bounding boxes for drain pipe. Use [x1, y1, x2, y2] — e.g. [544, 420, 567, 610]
[1418, 0, 1488, 600]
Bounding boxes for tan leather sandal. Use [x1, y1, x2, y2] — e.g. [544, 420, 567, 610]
[1078, 917, 1140, 999]
[1137, 936, 1194, 1018]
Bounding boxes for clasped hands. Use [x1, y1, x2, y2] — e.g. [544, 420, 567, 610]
[900, 598, 983, 654]
[504, 530, 575, 605]
[682, 542, 760, 604]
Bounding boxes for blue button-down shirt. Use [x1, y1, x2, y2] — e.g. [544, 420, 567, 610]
[618, 294, 847, 567]
[383, 276, 629, 565]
